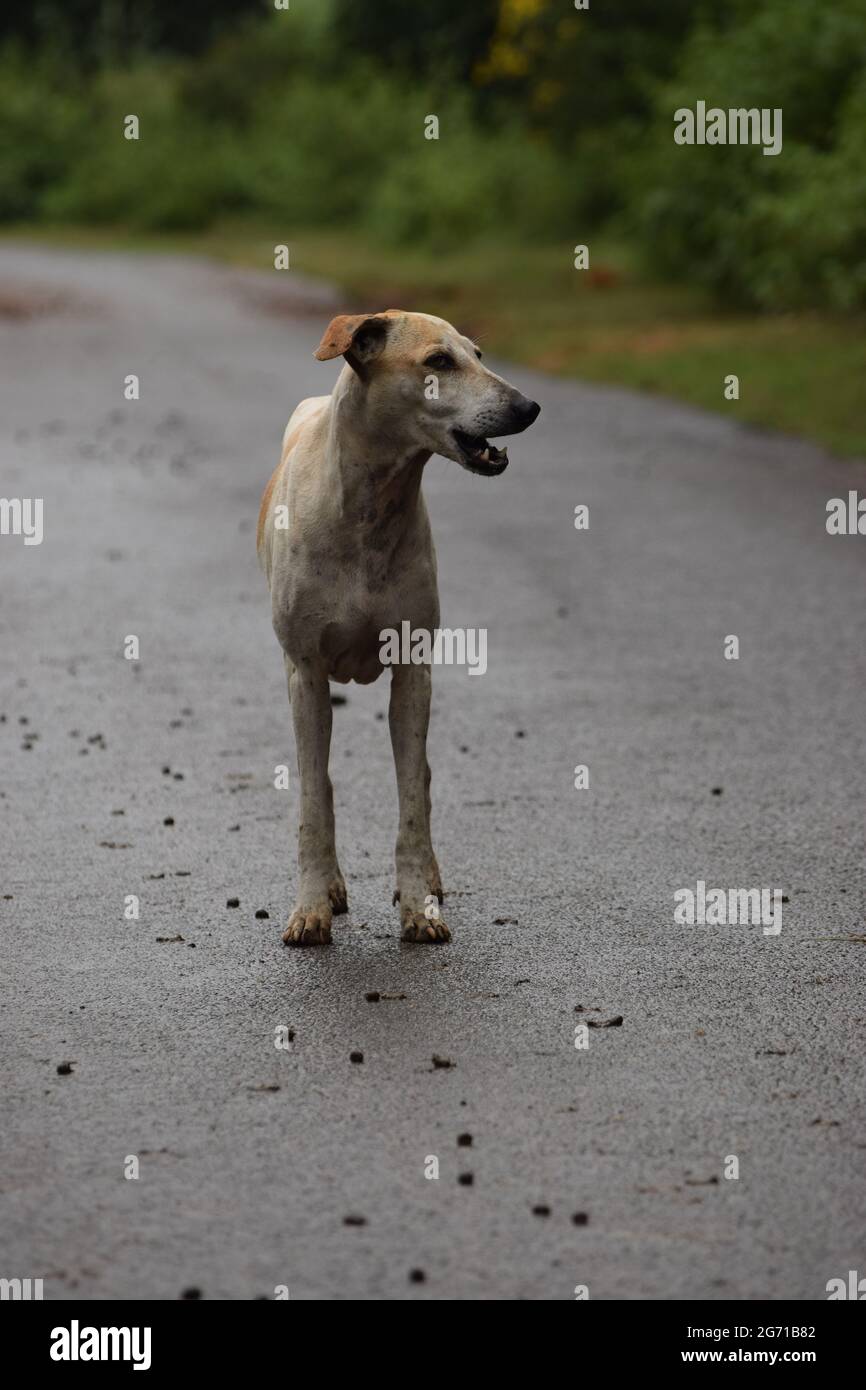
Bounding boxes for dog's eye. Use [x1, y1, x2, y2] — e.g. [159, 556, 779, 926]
[474, 348, 483, 360]
[425, 353, 455, 370]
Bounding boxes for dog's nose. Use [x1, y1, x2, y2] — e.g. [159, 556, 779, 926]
[510, 395, 541, 432]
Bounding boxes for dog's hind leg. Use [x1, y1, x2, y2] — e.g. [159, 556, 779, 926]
[389, 662, 449, 943]
[282, 655, 347, 946]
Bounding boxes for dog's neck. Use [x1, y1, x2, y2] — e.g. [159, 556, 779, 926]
[326, 367, 430, 521]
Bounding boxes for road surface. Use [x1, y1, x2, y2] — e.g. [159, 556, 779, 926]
[1, 243, 864, 1300]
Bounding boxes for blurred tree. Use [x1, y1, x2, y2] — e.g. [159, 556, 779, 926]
[331, 0, 499, 83]
[633, 0, 866, 308]
[474, 0, 713, 141]
[0, 0, 262, 63]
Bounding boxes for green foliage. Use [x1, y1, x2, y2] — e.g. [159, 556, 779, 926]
[0, 15, 583, 243]
[0, 0, 264, 64]
[35, 66, 241, 230]
[0, 49, 88, 219]
[362, 109, 578, 249]
[330, 0, 498, 84]
[2, 0, 865, 311]
[632, 0, 866, 308]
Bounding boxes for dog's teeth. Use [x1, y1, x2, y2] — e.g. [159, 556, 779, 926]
[480, 448, 489, 462]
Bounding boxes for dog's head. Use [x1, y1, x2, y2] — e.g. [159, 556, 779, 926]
[314, 310, 540, 476]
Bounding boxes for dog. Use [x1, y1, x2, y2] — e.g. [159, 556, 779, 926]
[257, 310, 540, 945]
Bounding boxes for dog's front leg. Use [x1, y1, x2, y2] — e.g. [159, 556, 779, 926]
[282, 656, 347, 947]
[389, 663, 449, 943]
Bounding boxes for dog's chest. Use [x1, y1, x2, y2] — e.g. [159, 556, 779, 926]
[273, 531, 438, 682]
[325, 558, 432, 655]
[317, 574, 418, 684]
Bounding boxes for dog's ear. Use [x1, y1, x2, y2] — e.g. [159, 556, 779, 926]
[313, 313, 390, 369]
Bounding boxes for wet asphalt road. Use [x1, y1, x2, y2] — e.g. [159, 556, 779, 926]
[1, 243, 865, 1301]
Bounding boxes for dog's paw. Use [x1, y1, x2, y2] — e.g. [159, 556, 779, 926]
[282, 904, 333, 947]
[400, 904, 451, 944]
[328, 875, 348, 916]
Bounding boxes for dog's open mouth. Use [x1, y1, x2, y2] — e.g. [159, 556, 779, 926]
[452, 429, 509, 476]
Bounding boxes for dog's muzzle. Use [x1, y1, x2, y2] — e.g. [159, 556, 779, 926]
[451, 397, 540, 476]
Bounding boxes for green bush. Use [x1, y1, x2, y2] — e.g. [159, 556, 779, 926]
[0, 49, 88, 219]
[238, 70, 418, 228]
[632, 0, 866, 308]
[2, 0, 866, 312]
[5, 37, 585, 246]
[363, 120, 577, 249]
[35, 64, 246, 229]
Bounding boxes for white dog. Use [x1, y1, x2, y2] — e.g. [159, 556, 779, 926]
[257, 311, 540, 945]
